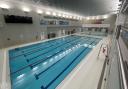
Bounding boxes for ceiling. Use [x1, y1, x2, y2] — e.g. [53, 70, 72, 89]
[11, 0, 120, 16]
[31, 0, 120, 16]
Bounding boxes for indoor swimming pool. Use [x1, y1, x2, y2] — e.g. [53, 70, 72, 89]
[9, 35, 101, 89]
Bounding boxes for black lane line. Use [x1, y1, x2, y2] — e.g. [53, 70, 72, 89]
[10, 37, 85, 75]
[11, 36, 73, 59]
[10, 40, 78, 75]
[29, 38, 91, 68]
[13, 36, 70, 52]
[10, 44, 54, 60]
[22, 36, 76, 55]
[10, 36, 79, 60]
[40, 41, 96, 89]
[29, 38, 88, 68]
[21, 36, 76, 53]
[35, 39, 93, 80]
[11, 39, 57, 55]
[34, 43, 77, 80]
[26, 37, 83, 62]
[12, 35, 78, 53]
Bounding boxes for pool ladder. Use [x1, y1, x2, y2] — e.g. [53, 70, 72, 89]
[97, 43, 109, 89]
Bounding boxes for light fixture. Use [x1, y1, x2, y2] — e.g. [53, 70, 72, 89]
[86, 17, 90, 20]
[52, 12, 57, 16]
[37, 9, 43, 14]
[0, 3, 10, 9]
[22, 7, 30, 12]
[103, 15, 108, 19]
[45, 11, 51, 15]
[62, 14, 66, 18]
[58, 13, 62, 17]
[73, 16, 75, 19]
[69, 16, 72, 19]
[65, 15, 68, 18]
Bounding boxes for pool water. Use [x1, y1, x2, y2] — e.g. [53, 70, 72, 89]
[9, 35, 101, 89]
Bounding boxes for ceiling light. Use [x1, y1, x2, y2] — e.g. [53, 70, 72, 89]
[69, 16, 72, 19]
[103, 15, 108, 19]
[66, 15, 69, 18]
[45, 11, 51, 15]
[22, 7, 30, 12]
[37, 9, 43, 14]
[0, 3, 10, 9]
[58, 13, 62, 17]
[73, 16, 76, 19]
[86, 17, 90, 20]
[62, 14, 66, 18]
[52, 12, 57, 16]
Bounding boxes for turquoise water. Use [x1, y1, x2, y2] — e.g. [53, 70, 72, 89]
[9, 35, 101, 89]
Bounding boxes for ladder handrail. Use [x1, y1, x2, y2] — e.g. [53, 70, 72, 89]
[97, 43, 103, 59]
[97, 43, 109, 89]
[97, 43, 109, 59]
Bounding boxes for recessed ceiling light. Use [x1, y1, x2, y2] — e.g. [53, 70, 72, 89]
[73, 16, 76, 19]
[52, 12, 57, 16]
[65, 15, 68, 18]
[0, 3, 10, 9]
[58, 13, 62, 17]
[22, 7, 30, 12]
[37, 9, 43, 14]
[62, 14, 66, 18]
[86, 17, 90, 20]
[45, 11, 51, 15]
[69, 16, 72, 19]
[103, 15, 108, 19]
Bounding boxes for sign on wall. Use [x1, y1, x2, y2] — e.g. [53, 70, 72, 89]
[59, 21, 69, 25]
[40, 19, 69, 26]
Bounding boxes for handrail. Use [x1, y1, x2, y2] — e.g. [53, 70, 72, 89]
[117, 40, 128, 89]
[97, 43, 103, 59]
[97, 43, 108, 59]
[97, 43, 109, 89]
